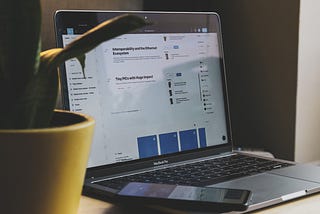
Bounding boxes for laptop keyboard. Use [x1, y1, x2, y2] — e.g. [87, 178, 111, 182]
[95, 154, 293, 190]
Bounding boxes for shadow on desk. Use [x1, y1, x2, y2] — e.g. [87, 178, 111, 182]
[79, 196, 187, 214]
[79, 192, 320, 214]
[102, 205, 187, 214]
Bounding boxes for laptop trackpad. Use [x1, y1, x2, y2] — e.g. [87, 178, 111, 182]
[209, 173, 319, 204]
[270, 164, 320, 184]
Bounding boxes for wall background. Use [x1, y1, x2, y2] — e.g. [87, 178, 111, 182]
[295, 0, 320, 162]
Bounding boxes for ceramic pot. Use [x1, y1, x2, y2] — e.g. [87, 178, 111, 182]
[0, 110, 95, 214]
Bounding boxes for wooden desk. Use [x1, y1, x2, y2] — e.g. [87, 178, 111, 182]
[78, 193, 320, 214]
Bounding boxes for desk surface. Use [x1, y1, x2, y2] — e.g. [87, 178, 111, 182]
[78, 193, 320, 214]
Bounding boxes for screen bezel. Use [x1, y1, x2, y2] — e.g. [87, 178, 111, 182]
[54, 10, 233, 179]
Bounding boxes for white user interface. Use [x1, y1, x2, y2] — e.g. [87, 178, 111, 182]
[62, 31, 228, 167]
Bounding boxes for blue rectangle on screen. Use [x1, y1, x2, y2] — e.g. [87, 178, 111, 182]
[199, 128, 207, 148]
[67, 28, 74, 35]
[180, 129, 198, 151]
[137, 135, 158, 158]
[159, 132, 179, 155]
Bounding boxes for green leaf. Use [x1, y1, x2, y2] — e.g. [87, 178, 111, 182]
[11, 14, 148, 129]
[46, 14, 149, 72]
[0, 0, 41, 129]
[77, 54, 86, 78]
[13, 64, 59, 128]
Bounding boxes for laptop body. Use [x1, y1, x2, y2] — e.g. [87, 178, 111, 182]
[54, 10, 320, 212]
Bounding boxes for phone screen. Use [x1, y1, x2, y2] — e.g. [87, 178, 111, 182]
[118, 182, 250, 204]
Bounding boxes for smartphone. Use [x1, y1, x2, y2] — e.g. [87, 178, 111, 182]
[116, 182, 252, 212]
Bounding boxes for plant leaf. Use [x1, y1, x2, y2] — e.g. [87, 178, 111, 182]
[46, 14, 149, 72]
[0, 0, 41, 129]
[13, 48, 64, 128]
[13, 14, 148, 128]
[77, 54, 86, 78]
[13, 63, 59, 128]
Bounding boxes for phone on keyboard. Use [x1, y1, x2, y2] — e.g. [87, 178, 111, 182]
[116, 182, 252, 212]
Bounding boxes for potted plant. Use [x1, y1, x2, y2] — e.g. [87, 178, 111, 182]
[0, 1, 147, 214]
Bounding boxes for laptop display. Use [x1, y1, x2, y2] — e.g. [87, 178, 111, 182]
[55, 11, 320, 212]
[56, 11, 231, 168]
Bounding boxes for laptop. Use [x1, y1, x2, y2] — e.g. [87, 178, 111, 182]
[54, 10, 320, 212]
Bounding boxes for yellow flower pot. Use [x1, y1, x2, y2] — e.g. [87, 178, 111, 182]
[0, 110, 95, 214]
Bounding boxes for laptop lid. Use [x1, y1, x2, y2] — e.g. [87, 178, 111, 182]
[55, 11, 232, 178]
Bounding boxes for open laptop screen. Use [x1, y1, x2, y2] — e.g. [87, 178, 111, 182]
[55, 11, 230, 168]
